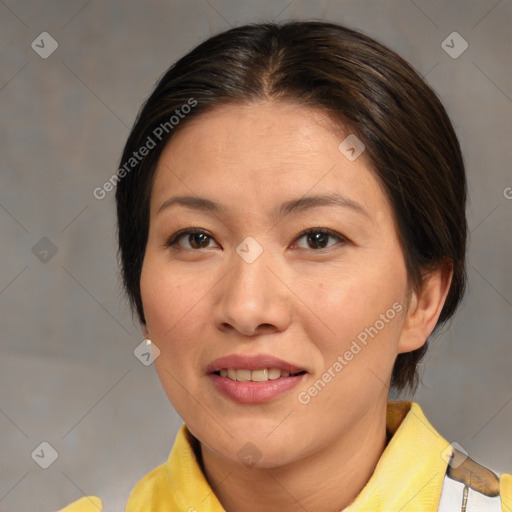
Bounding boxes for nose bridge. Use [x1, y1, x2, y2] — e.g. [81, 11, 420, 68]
[228, 237, 276, 308]
[233, 239, 271, 297]
[214, 236, 289, 335]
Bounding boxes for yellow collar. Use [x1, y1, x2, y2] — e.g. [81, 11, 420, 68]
[125, 400, 451, 511]
[344, 401, 449, 511]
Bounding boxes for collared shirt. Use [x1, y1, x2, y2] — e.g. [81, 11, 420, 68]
[58, 401, 512, 512]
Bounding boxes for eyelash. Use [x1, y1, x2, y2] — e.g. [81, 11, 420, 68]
[164, 227, 348, 252]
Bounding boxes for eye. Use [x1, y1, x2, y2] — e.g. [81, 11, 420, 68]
[165, 229, 218, 250]
[293, 228, 347, 250]
[165, 227, 348, 252]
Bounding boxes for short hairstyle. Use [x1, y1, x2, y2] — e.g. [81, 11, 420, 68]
[115, 20, 467, 393]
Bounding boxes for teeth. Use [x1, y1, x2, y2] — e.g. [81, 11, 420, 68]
[251, 369, 268, 382]
[218, 368, 300, 382]
[268, 368, 281, 380]
[236, 369, 251, 382]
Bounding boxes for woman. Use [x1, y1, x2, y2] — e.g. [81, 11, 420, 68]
[60, 20, 511, 512]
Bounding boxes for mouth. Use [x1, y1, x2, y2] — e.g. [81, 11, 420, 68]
[207, 354, 308, 403]
[212, 368, 307, 381]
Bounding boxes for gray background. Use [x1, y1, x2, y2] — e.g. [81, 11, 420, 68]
[0, 1, 511, 511]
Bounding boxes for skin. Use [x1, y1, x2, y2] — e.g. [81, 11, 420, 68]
[140, 101, 452, 512]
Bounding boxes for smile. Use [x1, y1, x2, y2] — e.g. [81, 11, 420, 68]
[214, 368, 306, 382]
[207, 354, 308, 403]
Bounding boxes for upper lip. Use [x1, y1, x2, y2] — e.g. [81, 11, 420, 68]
[207, 354, 307, 374]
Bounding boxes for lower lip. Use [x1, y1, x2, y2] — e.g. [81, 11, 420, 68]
[209, 373, 306, 404]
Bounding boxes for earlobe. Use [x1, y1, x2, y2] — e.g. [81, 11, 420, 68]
[397, 263, 453, 354]
[142, 323, 151, 339]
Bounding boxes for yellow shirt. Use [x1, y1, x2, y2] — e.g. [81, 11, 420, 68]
[58, 401, 512, 512]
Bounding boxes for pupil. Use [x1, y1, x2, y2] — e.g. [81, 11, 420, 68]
[309, 232, 327, 249]
[190, 233, 209, 248]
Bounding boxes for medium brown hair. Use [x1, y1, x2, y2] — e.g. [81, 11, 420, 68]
[115, 20, 467, 393]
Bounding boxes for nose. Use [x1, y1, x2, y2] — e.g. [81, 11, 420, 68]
[213, 246, 292, 338]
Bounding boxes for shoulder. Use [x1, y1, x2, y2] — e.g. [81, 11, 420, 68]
[56, 462, 171, 512]
[125, 462, 172, 511]
[56, 496, 103, 512]
[438, 446, 512, 512]
[56, 462, 170, 512]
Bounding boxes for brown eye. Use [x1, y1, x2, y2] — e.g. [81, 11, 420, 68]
[307, 231, 329, 249]
[294, 229, 347, 250]
[165, 229, 217, 250]
[186, 232, 211, 249]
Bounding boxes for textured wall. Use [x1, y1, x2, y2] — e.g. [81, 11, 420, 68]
[0, 1, 510, 511]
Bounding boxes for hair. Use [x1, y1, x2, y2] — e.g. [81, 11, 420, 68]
[115, 20, 467, 393]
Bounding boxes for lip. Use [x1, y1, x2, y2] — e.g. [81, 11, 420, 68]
[206, 354, 306, 374]
[207, 354, 307, 404]
[209, 372, 306, 403]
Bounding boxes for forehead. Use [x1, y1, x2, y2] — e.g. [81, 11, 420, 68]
[150, 101, 391, 224]
[158, 100, 347, 167]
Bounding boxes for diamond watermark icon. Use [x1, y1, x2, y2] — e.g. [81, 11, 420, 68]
[134, 339, 161, 366]
[441, 441, 469, 469]
[338, 134, 365, 161]
[31, 32, 59, 59]
[31, 441, 59, 469]
[237, 442, 262, 467]
[32, 237, 58, 263]
[441, 32, 468, 59]
[236, 237, 263, 264]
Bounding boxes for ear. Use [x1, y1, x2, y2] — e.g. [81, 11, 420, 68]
[142, 323, 151, 339]
[397, 261, 453, 354]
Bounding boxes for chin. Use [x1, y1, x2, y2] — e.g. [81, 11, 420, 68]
[198, 428, 304, 470]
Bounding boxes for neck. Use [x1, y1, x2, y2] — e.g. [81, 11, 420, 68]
[200, 400, 389, 512]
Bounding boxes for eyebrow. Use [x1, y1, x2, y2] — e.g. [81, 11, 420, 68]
[156, 193, 371, 221]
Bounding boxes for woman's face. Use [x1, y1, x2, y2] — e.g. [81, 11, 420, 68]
[140, 101, 417, 467]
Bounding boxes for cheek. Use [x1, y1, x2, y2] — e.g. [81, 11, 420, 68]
[140, 259, 208, 365]
[297, 259, 408, 383]
[142, 257, 194, 330]
[140, 260, 209, 418]
[299, 262, 405, 334]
